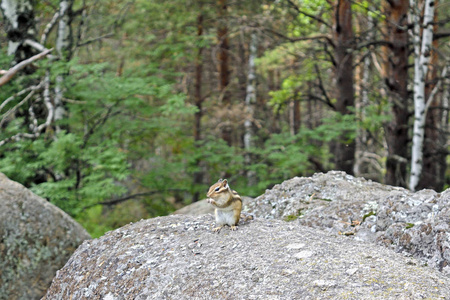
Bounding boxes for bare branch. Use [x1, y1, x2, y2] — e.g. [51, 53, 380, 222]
[28, 99, 39, 133]
[0, 74, 55, 146]
[0, 48, 54, 86]
[0, 82, 43, 112]
[286, 0, 331, 28]
[36, 72, 54, 133]
[40, 12, 60, 45]
[356, 40, 393, 50]
[434, 31, 450, 40]
[314, 63, 335, 109]
[77, 33, 114, 47]
[425, 65, 448, 113]
[62, 97, 88, 104]
[0, 88, 38, 127]
[0, 133, 37, 147]
[264, 28, 333, 45]
[82, 189, 187, 210]
[24, 39, 57, 60]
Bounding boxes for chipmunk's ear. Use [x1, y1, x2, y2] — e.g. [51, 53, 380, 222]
[218, 178, 223, 183]
[222, 179, 228, 188]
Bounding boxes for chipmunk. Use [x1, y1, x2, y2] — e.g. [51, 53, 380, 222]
[206, 179, 242, 232]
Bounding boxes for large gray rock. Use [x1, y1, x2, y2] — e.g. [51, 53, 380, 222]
[172, 196, 253, 216]
[0, 173, 91, 300]
[44, 214, 450, 299]
[246, 171, 450, 275]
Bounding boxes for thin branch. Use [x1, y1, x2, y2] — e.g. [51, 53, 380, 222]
[82, 189, 187, 210]
[28, 100, 38, 132]
[286, 0, 331, 28]
[0, 82, 43, 112]
[77, 33, 114, 47]
[434, 32, 450, 40]
[40, 11, 60, 45]
[0, 88, 38, 128]
[0, 48, 53, 86]
[82, 102, 120, 147]
[356, 40, 393, 50]
[36, 71, 54, 132]
[264, 28, 333, 45]
[62, 97, 88, 104]
[0, 133, 36, 147]
[425, 65, 448, 113]
[314, 63, 335, 109]
[24, 39, 45, 51]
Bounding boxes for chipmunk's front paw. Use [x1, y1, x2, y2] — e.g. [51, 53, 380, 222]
[207, 198, 215, 205]
[212, 226, 223, 233]
[230, 225, 238, 231]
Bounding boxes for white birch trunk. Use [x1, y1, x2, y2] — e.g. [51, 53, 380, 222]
[244, 33, 257, 185]
[54, 0, 74, 129]
[1, 0, 36, 61]
[442, 64, 450, 132]
[56, 0, 73, 59]
[409, 0, 435, 191]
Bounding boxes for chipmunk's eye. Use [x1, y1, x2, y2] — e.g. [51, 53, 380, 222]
[215, 187, 220, 192]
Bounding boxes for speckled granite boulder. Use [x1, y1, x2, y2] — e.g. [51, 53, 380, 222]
[44, 214, 450, 299]
[172, 197, 253, 216]
[246, 171, 450, 275]
[0, 173, 91, 300]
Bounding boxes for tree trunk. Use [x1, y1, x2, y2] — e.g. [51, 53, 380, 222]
[354, 12, 374, 178]
[217, 0, 232, 146]
[1, 0, 37, 70]
[409, 0, 435, 191]
[244, 32, 257, 186]
[333, 0, 355, 175]
[53, 0, 74, 132]
[56, 0, 74, 60]
[382, 0, 409, 187]
[289, 99, 300, 136]
[192, 13, 204, 202]
[417, 0, 446, 191]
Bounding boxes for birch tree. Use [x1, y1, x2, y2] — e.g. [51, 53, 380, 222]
[0, 0, 55, 145]
[54, 0, 74, 131]
[409, 0, 435, 191]
[1, 0, 37, 66]
[244, 32, 257, 185]
[418, 0, 445, 191]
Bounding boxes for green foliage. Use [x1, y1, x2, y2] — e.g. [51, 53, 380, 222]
[2, 0, 423, 239]
[268, 75, 302, 112]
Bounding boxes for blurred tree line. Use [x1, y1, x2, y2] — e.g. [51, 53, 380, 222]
[0, 0, 449, 237]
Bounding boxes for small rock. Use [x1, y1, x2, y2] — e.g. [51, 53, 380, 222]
[345, 268, 358, 276]
[286, 243, 305, 250]
[294, 250, 314, 259]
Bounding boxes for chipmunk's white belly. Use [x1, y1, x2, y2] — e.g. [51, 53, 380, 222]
[215, 208, 236, 226]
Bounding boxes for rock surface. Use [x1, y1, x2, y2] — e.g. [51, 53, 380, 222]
[0, 173, 91, 300]
[246, 171, 450, 275]
[44, 214, 450, 299]
[172, 196, 253, 216]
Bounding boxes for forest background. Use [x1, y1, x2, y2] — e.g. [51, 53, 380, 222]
[0, 0, 449, 237]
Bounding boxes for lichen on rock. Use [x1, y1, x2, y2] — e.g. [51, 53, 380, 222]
[0, 173, 91, 300]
